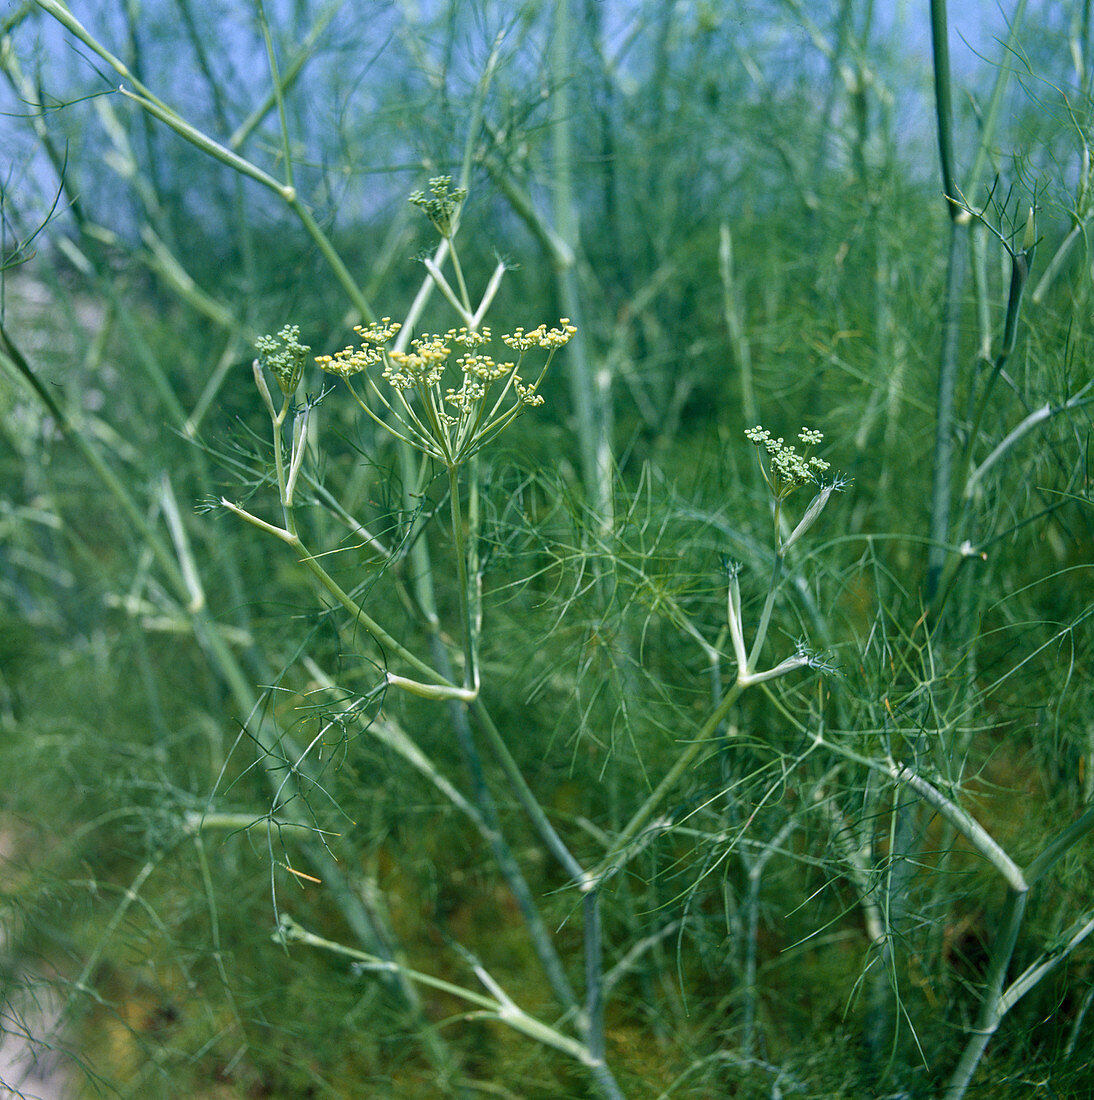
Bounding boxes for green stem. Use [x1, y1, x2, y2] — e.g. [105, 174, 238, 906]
[942, 886, 1028, 1100]
[271, 399, 293, 531]
[289, 198, 374, 321]
[926, 0, 965, 603]
[254, 0, 294, 191]
[591, 679, 747, 886]
[925, 0, 1030, 602]
[747, 551, 784, 669]
[929, 0, 961, 221]
[719, 221, 757, 425]
[470, 699, 585, 882]
[448, 240, 473, 315]
[223, 499, 450, 687]
[926, 221, 968, 601]
[227, 0, 344, 149]
[448, 463, 478, 692]
[290, 533, 448, 684]
[887, 762, 1026, 891]
[279, 918, 597, 1065]
[1026, 800, 1094, 886]
[550, 0, 608, 515]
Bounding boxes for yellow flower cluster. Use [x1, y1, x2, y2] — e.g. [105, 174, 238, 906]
[458, 353, 513, 382]
[314, 317, 576, 466]
[314, 318, 402, 379]
[384, 337, 451, 389]
[502, 320, 577, 352]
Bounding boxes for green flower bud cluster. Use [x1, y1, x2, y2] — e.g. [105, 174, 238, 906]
[745, 425, 830, 501]
[255, 324, 311, 395]
[409, 176, 468, 238]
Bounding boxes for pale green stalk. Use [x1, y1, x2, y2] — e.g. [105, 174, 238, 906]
[550, 0, 609, 518]
[926, 0, 1030, 600]
[887, 763, 1025, 890]
[277, 917, 600, 1066]
[448, 462, 478, 693]
[1031, 129, 1090, 304]
[941, 887, 1027, 1100]
[957, 210, 1037, 507]
[221, 480, 449, 688]
[926, 225, 967, 601]
[227, 0, 344, 149]
[746, 553, 783, 671]
[254, 0, 294, 191]
[719, 221, 756, 425]
[963, 383, 1094, 500]
[1000, 912, 1094, 1013]
[158, 474, 204, 613]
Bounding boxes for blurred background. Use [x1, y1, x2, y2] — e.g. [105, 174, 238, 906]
[2, 2, 1093, 1097]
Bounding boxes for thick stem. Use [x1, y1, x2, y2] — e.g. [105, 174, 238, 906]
[550, 0, 610, 519]
[747, 552, 784, 670]
[942, 886, 1028, 1100]
[926, 224, 968, 601]
[470, 698, 586, 884]
[448, 464, 478, 692]
[278, 919, 594, 1065]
